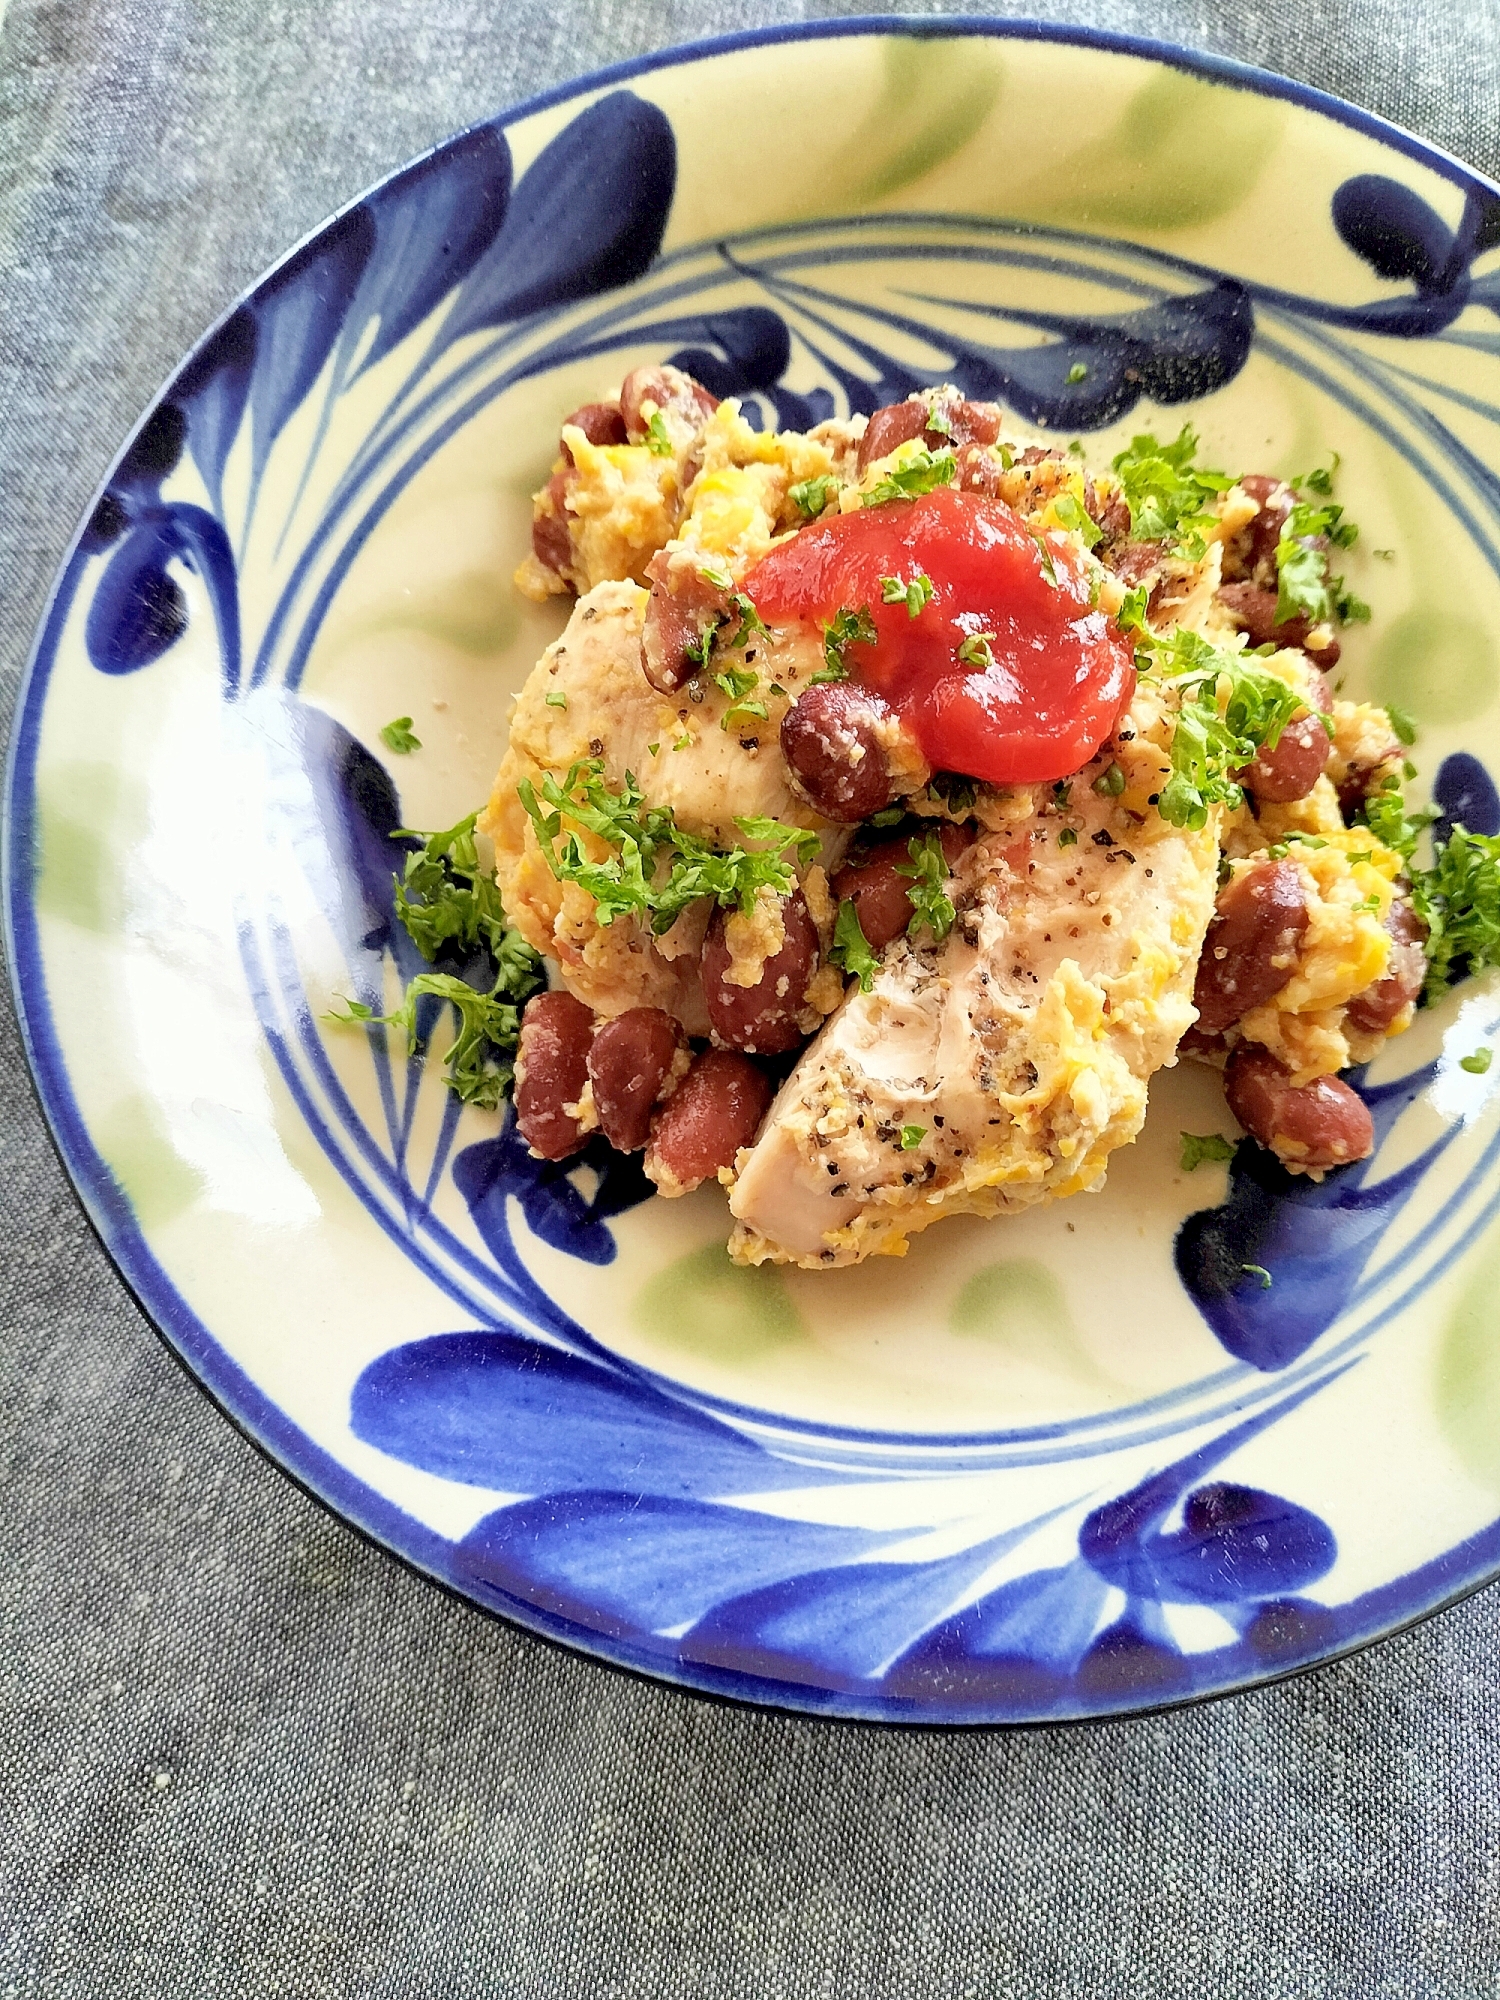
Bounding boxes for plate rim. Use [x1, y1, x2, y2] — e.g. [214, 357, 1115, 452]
[7, 13, 1500, 1727]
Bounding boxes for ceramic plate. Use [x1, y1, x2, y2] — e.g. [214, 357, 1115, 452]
[11, 19, 1500, 1725]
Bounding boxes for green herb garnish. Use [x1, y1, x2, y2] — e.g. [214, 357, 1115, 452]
[814, 604, 878, 684]
[788, 474, 840, 518]
[1461, 1047, 1493, 1075]
[1275, 497, 1361, 627]
[862, 446, 957, 507]
[645, 407, 674, 457]
[881, 572, 935, 619]
[830, 898, 880, 992]
[1066, 362, 1089, 384]
[1149, 631, 1305, 831]
[1409, 824, 1500, 1001]
[1092, 762, 1125, 799]
[328, 814, 545, 1107]
[1110, 426, 1231, 560]
[900, 1125, 926, 1150]
[544, 691, 568, 711]
[897, 831, 957, 942]
[1180, 1131, 1237, 1171]
[1049, 490, 1102, 549]
[380, 716, 421, 755]
[518, 759, 819, 937]
[1242, 1264, 1273, 1290]
[957, 632, 996, 669]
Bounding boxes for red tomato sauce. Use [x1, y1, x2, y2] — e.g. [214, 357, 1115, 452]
[744, 487, 1135, 785]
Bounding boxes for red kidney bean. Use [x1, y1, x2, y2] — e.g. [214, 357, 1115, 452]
[1236, 711, 1330, 803]
[954, 442, 1005, 498]
[641, 549, 731, 694]
[1193, 860, 1311, 1036]
[1239, 473, 1295, 575]
[780, 682, 897, 822]
[515, 991, 595, 1160]
[701, 890, 820, 1055]
[1085, 477, 1131, 544]
[1225, 1047, 1374, 1171]
[857, 399, 929, 471]
[1217, 582, 1344, 671]
[558, 401, 627, 461]
[619, 365, 718, 442]
[645, 1049, 773, 1192]
[531, 468, 574, 577]
[1345, 898, 1428, 1034]
[831, 823, 973, 954]
[586, 1007, 684, 1152]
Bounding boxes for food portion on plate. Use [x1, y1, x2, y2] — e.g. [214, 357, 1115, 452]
[340, 365, 1500, 1269]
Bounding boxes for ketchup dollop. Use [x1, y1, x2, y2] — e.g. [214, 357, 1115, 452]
[745, 487, 1135, 785]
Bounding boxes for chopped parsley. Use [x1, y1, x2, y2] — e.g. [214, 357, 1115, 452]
[897, 831, 957, 942]
[1180, 1131, 1237, 1171]
[957, 632, 996, 669]
[1110, 426, 1231, 559]
[544, 690, 568, 711]
[1408, 824, 1500, 1001]
[1357, 778, 1432, 866]
[1049, 490, 1102, 549]
[814, 604, 878, 683]
[713, 665, 769, 732]
[1296, 457, 1339, 497]
[1115, 584, 1151, 640]
[1066, 362, 1089, 384]
[900, 1125, 926, 1150]
[1092, 762, 1125, 798]
[924, 401, 953, 436]
[1031, 532, 1060, 588]
[1058, 827, 1078, 847]
[1241, 1263, 1273, 1290]
[830, 898, 880, 991]
[327, 813, 545, 1107]
[788, 474, 840, 518]
[1146, 631, 1305, 831]
[723, 590, 770, 651]
[881, 572, 935, 619]
[1275, 497, 1361, 627]
[1461, 1047, 1494, 1075]
[517, 758, 819, 937]
[380, 716, 421, 754]
[644, 407, 674, 457]
[862, 446, 957, 507]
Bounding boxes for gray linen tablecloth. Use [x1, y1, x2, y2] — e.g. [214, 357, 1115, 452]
[4, 3, 1499, 1993]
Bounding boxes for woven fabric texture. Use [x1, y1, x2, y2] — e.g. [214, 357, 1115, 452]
[3, 3, 1500, 1994]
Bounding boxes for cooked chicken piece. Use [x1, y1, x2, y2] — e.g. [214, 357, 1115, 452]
[481, 580, 843, 1028]
[727, 695, 1221, 1267]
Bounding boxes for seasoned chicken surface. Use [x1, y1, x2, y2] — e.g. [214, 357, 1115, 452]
[728, 695, 1221, 1265]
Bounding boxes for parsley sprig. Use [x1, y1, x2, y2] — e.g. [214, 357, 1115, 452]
[1408, 825, 1500, 1000]
[328, 815, 544, 1108]
[1144, 631, 1305, 831]
[881, 572, 935, 619]
[1275, 497, 1362, 627]
[814, 604, 878, 684]
[862, 447, 956, 507]
[829, 898, 881, 990]
[897, 832, 958, 942]
[517, 759, 819, 936]
[789, 474, 840, 518]
[1111, 427, 1231, 560]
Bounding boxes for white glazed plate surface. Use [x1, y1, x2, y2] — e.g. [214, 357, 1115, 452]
[11, 19, 1500, 1723]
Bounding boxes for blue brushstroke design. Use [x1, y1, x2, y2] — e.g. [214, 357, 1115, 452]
[456, 1491, 894, 1638]
[350, 1329, 832, 1497]
[439, 93, 675, 342]
[452, 1125, 653, 1269]
[1175, 1061, 1442, 1371]
[1434, 749, 1500, 840]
